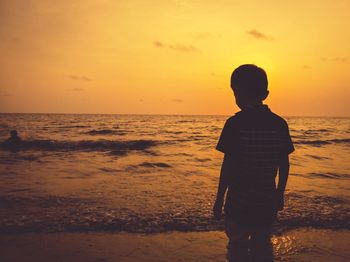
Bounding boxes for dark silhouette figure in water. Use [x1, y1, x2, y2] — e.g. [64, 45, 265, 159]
[213, 64, 294, 261]
[7, 130, 22, 143]
[3, 130, 22, 152]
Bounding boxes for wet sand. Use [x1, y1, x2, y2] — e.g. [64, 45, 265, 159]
[1, 228, 349, 262]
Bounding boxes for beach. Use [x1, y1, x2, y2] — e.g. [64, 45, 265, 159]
[1, 229, 350, 262]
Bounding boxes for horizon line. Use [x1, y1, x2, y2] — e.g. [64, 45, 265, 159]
[0, 112, 349, 118]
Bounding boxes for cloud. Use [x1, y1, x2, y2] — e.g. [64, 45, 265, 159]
[68, 75, 92, 81]
[302, 65, 312, 69]
[332, 57, 349, 62]
[171, 98, 183, 103]
[153, 40, 198, 52]
[153, 41, 164, 48]
[71, 88, 85, 92]
[247, 30, 274, 40]
[321, 57, 349, 63]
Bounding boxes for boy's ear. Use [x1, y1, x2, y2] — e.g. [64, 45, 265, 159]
[261, 90, 269, 101]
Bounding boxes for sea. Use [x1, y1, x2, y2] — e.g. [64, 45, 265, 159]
[0, 114, 349, 235]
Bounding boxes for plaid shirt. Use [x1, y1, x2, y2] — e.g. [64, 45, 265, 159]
[216, 105, 294, 225]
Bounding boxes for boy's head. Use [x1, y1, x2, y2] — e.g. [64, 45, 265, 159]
[230, 64, 269, 108]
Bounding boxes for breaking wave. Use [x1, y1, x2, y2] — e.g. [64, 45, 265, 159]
[0, 193, 348, 234]
[0, 139, 157, 152]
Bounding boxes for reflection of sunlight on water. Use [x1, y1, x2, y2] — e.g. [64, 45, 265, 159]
[272, 229, 350, 261]
[272, 235, 298, 257]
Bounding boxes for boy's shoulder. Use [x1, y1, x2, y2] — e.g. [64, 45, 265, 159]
[224, 107, 289, 129]
[263, 109, 289, 126]
[266, 110, 290, 129]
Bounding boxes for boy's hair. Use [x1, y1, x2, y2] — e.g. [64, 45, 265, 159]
[230, 64, 268, 99]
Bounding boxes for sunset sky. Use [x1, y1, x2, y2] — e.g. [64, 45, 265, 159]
[0, 0, 349, 116]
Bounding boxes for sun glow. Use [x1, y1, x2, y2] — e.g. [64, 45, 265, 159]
[0, 0, 349, 116]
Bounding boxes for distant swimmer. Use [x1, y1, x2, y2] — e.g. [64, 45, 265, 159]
[7, 130, 22, 144]
[2, 130, 22, 151]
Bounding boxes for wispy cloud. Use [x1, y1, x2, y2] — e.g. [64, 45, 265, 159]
[332, 57, 349, 62]
[153, 41, 198, 52]
[247, 29, 274, 40]
[171, 98, 183, 103]
[302, 65, 312, 69]
[68, 75, 92, 81]
[321, 57, 349, 63]
[153, 41, 164, 48]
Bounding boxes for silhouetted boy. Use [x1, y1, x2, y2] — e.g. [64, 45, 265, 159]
[213, 64, 294, 261]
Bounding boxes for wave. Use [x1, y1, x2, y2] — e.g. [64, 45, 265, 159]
[305, 154, 331, 160]
[85, 129, 127, 136]
[0, 139, 157, 152]
[194, 157, 211, 162]
[139, 162, 172, 168]
[302, 129, 332, 134]
[295, 138, 350, 146]
[310, 172, 350, 179]
[163, 130, 184, 134]
[58, 125, 90, 129]
[98, 167, 121, 173]
[0, 193, 348, 234]
[291, 172, 350, 180]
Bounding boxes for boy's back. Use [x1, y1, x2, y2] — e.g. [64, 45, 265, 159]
[216, 105, 294, 225]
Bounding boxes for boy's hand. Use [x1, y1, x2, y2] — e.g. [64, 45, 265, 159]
[275, 191, 284, 211]
[213, 199, 223, 220]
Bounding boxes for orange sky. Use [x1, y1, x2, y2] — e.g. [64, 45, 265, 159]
[0, 0, 349, 116]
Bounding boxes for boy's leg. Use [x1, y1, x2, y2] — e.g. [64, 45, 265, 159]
[225, 217, 250, 261]
[250, 224, 273, 262]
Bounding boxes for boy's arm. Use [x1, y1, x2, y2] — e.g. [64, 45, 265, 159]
[213, 154, 231, 219]
[276, 154, 290, 211]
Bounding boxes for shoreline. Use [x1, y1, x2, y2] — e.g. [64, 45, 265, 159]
[1, 228, 349, 262]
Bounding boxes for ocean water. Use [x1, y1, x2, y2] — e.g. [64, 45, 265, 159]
[0, 114, 349, 234]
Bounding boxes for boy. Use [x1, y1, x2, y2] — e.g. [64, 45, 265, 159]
[213, 64, 294, 261]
